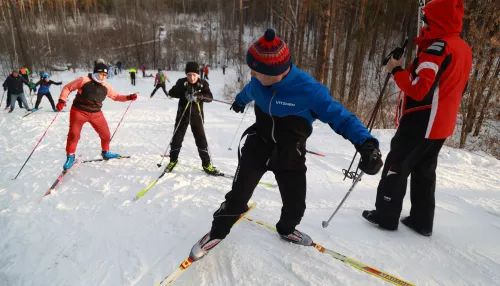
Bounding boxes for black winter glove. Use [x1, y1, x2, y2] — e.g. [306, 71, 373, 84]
[230, 101, 245, 113]
[356, 138, 383, 175]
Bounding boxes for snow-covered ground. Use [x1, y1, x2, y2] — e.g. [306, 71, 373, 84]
[1, 68, 499, 286]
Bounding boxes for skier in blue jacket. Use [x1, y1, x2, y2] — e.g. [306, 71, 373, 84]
[190, 29, 384, 261]
[34, 73, 62, 112]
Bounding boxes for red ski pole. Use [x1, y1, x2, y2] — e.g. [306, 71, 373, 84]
[110, 99, 134, 142]
[13, 111, 61, 180]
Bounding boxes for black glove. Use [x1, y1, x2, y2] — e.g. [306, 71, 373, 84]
[357, 138, 383, 175]
[382, 39, 408, 65]
[230, 101, 245, 113]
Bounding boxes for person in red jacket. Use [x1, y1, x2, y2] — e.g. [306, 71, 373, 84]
[362, 0, 472, 236]
[56, 62, 137, 170]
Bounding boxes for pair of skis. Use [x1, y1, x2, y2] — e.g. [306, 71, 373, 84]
[133, 166, 277, 201]
[43, 155, 130, 198]
[157, 203, 414, 286]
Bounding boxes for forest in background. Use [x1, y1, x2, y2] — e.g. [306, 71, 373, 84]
[0, 0, 498, 157]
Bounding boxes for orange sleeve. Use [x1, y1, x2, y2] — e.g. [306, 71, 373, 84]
[102, 82, 129, 102]
[59, 77, 89, 102]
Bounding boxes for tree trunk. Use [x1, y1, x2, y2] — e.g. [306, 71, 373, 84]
[314, 0, 331, 83]
[473, 59, 500, 136]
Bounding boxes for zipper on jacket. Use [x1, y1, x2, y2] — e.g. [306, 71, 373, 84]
[269, 89, 277, 143]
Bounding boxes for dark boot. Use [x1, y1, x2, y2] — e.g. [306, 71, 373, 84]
[401, 216, 432, 237]
[362, 210, 398, 231]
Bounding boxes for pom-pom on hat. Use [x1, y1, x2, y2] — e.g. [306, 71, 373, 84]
[246, 28, 291, 76]
[185, 62, 200, 75]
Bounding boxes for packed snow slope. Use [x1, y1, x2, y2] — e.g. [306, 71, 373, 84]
[1, 69, 499, 286]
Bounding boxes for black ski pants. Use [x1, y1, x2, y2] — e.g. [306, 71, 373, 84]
[210, 129, 307, 239]
[6, 92, 23, 108]
[375, 129, 445, 231]
[35, 92, 55, 109]
[151, 83, 168, 97]
[169, 103, 211, 166]
[130, 74, 136, 86]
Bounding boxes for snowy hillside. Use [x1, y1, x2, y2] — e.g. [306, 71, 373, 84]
[1, 69, 499, 286]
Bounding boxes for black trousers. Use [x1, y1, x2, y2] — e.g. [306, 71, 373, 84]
[6, 92, 23, 108]
[130, 74, 136, 86]
[151, 83, 168, 97]
[210, 129, 307, 239]
[375, 129, 445, 231]
[169, 103, 211, 166]
[35, 92, 55, 109]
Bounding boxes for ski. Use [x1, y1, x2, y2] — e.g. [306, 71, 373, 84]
[81, 155, 131, 163]
[133, 167, 172, 201]
[22, 107, 43, 118]
[243, 217, 415, 286]
[42, 156, 81, 198]
[192, 168, 278, 188]
[157, 202, 257, 285]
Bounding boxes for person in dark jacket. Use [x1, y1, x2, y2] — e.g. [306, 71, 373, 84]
[165, 61, 220, 176]
[34, 73, 62, 112]
[2, 70, 32, 113]
[129, 68, 137, 86]
[189, 29, 383, 261]
[362, 0, 473, 237]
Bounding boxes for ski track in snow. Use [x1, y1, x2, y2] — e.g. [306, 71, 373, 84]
[1, 69, 499, 286]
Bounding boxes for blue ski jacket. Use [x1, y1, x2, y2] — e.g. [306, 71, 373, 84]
[235, 64, 376, 147]
[36, 80, 62, 94]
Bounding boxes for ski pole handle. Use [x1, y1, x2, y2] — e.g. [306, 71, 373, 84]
[383, 38, 409, 65]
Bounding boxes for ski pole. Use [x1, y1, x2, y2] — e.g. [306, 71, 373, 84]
[13, 111, 61, 180]
[110, 99, 134, 142]
[322, 172, 364, 228]
[306, 150, 325, 157]
[342, 38, 408, 182]
[228, 105, 249, 151]
[157, 101, 191, 167]
[195, 96, 233, 105]
[0, 90, 5, 108]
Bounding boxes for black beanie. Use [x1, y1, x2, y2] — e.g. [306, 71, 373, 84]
[185, 62, 199, 74]
[94, 63, 108, 74]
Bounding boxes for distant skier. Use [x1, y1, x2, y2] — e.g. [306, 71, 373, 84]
[189, 29, 383, 261]
[164, 61, 220, 176]
[141, 64, 146, 77]
[28, 78, 37, 96]
[150, 68, 170, 98]
[129, 68, 137, 86]
[2, 70, 32, 113]
[199, 64, 204, 80]
[117, 61, 122, 74]
[19, 66, 30, 81]
[56, 62, 137, 170]
[362, 0, 473, 237]
[33, 73, 62, 112]
[222, 64, 227, 75]
[203, 65, 209, 80]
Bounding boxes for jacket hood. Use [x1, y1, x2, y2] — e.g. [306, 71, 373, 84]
[414, 0, 464, 48]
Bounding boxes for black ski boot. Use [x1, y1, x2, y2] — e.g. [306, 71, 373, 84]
[362, 210, 398, 231]
[401, 216, 432, 237]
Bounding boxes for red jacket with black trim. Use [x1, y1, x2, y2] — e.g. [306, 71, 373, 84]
[393, 0, 472, 139]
